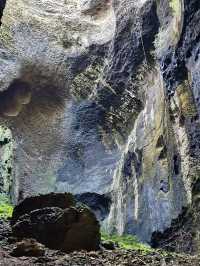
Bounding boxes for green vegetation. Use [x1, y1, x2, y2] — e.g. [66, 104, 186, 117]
[170, 0, 180, 16]
[0, 194, 13, 219]
[101, 232, 152, 254]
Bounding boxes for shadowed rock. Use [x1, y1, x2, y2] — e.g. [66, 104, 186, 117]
[11, 193, 75, 225]
[11, 193, 100, 252]
[75, 192, 111, 221]
[11, 238, 45, 257]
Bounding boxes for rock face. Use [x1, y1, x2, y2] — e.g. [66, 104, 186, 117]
[11, 193, 100, 252]
[0, 0, 200, 252]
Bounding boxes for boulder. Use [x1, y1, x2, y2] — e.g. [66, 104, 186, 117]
[11, 193, 75, 225]
[11, 239, 45, 257]
[11, 193, 100, 252]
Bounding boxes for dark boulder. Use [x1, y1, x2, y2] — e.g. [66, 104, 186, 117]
[11, 193, 75, 225]
[11, 193, 100, 252]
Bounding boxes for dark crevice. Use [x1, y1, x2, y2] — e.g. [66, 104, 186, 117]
[0, 0, 6, 26]
[156, 135, 165, 148]
[0, 137, 10, 146]
[123, 149, 143, 178]
[75, 192, 111, 221]
[173, 155, 180, 175]
[158, 146, 167, 160]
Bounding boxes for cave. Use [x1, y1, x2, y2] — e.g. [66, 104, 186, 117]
[0, 0, 200, 263]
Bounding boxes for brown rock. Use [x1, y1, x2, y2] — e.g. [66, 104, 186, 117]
[11, 238, 45, 257]
[11, 193, 100, 253]
[11, 193, 75, 225]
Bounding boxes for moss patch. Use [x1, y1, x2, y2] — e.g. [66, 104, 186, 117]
[170, 0, 180, 16]
[0, 194, 13, 219]
[101, 232, 152, 254]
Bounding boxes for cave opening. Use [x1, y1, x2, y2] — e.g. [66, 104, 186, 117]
[75, 192, 111, 222]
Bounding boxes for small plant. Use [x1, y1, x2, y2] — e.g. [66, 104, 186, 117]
[0, 194, 13, 219]
[101, 232, 152, 254]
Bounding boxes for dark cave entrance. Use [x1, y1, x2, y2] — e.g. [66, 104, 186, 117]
[75, 192, 111, 222]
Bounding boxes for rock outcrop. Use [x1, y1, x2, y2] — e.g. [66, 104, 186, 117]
[0, 0, 200, 253]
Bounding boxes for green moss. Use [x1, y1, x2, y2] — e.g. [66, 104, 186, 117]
[0, 194, 13, 219]
[101, 232, 152, 254]
[170, 0, 180, 16]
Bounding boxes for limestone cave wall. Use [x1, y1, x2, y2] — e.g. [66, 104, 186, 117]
[0, 0, 200, 247]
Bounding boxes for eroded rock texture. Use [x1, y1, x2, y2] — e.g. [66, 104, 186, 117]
[0, 0, 200, 250]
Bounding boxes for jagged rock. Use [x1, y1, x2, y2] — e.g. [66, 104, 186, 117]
[11, 239, 45, 257]
[11, 194, 100, 252]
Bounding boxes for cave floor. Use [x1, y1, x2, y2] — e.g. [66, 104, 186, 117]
[1, 247, 200, 266]
[0, 220, 200, 266]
